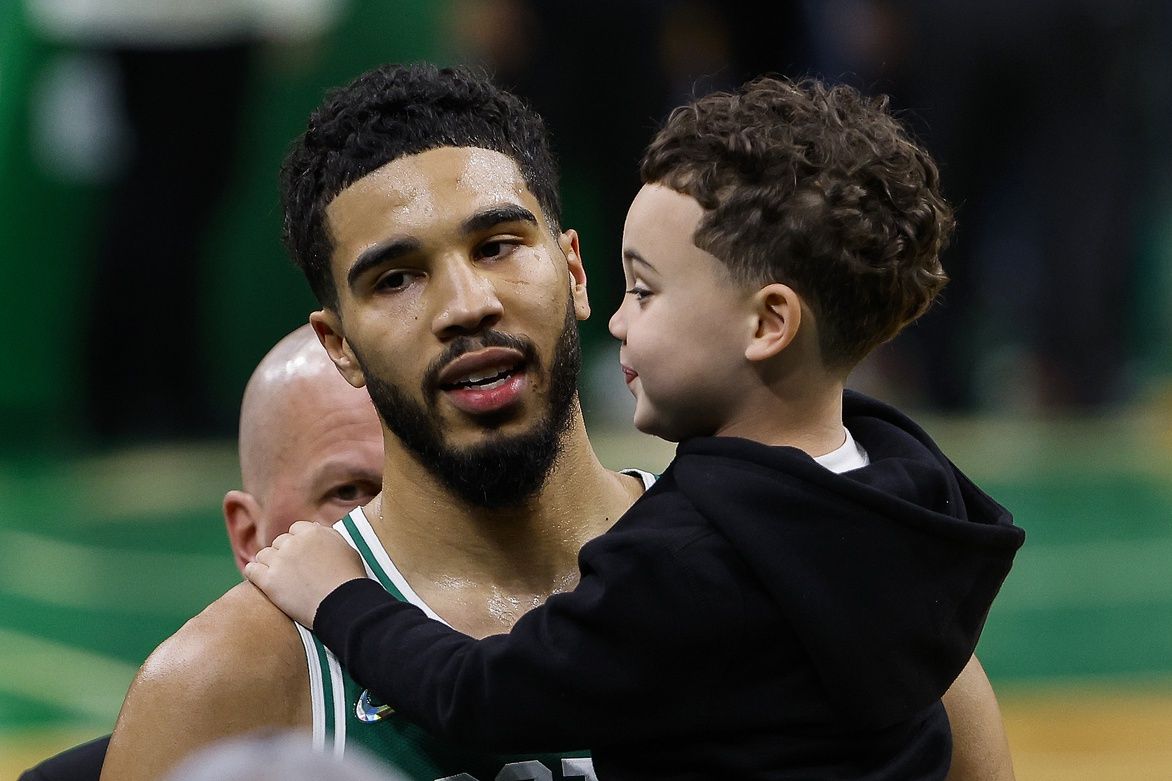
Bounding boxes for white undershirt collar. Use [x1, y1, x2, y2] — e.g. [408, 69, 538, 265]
[812, 427, 869, 474]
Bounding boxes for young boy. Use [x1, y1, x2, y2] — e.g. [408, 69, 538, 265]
[246, 75, 1024, 780]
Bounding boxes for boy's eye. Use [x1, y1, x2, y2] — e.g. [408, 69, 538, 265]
[626, 285, 652, 301]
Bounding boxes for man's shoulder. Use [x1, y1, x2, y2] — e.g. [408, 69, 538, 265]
[102, 583, 311, 780]
[131, 581, 310, 719]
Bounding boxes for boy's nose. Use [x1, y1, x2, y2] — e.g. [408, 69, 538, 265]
[608, 299, 628, 343]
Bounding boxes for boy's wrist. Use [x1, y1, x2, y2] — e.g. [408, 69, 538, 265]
[312, 577, 388, 655]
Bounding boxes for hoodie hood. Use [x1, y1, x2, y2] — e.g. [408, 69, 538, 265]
[671, 390, 1024, 728]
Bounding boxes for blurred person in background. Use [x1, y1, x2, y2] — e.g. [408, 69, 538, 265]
[101, 62, 1014, 781]
[22, 0, 345, 441]
[803, 0, 1165, 411]
[162, 730, 406, 781]
[223, 323, 383, 572]
[18, 324, 384, 781]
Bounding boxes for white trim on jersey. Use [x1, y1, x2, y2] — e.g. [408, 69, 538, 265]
[327, 648, 347, 757]
[341, 508, 451, 625]
[622, 468, 656, 491]
[335, 518, 379, 581]
[296, 621, 348, 758]
[295, 622, 327, 752]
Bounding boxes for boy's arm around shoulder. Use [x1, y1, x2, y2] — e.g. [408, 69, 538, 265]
[100, 582, 312, 781]
[943, 655, 1015, 781]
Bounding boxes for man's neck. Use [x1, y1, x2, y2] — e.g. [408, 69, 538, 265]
[365, 412, 643, 637]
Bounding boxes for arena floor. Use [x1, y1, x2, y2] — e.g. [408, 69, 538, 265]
[2, 409, 1171, 778]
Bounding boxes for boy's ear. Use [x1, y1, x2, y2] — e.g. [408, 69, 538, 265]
[745, 283, 802, 362]
[310, 309, 366, 388]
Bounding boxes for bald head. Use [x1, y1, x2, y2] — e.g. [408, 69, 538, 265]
[225, 325, 384, 573]
[240, 325, 360, 494]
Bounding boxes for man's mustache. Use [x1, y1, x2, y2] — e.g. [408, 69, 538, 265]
[422, 330, 541, 401]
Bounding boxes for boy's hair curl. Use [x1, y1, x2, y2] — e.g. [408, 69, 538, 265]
[642, 76, 952, 368]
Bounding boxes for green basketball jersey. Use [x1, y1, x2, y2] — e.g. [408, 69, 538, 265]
[297, 472, 658, 781]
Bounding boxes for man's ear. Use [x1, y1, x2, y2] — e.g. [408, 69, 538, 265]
[745, 283, 803, 362]
[223, 490, 264, 576]
[560, 229, 591, 321]
[309, 309, 366, 388]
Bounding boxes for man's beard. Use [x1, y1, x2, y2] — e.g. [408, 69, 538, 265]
[355, 299, 581, 509]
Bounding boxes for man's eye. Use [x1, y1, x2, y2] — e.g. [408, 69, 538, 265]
[328, 482, 376, 504]
[333, 484, 360, 501]
[478, 240, 518, 260]
[375, 271, 414, 291]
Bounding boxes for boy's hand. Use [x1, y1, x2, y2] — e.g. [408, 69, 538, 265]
[244, 521, 366, 628]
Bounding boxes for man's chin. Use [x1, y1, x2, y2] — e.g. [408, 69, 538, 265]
[438, 416, 555, 462]
[438, 407, 537, 445]
[365, 293, 581, 509]
[427, 421, 567, 509]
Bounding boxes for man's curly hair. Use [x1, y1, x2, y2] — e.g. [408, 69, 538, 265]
[280, 62, 561, 308]
[641, 76, 953, 369]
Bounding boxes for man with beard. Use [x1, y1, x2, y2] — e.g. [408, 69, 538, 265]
[101, 63, 1014, 781]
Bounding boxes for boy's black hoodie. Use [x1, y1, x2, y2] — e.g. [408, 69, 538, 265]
[315, 391, 1025, 780]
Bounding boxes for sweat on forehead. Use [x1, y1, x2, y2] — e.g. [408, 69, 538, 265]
[324, 146, 550, 289]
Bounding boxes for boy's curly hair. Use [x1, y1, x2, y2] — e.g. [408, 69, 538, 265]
[641, 76, 952, 369]
[280, 62, 561, 308]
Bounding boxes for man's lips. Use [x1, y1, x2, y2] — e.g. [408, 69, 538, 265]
[437, 347, 528, 414]
[437, 347, 525, 388]
[621, 365, 638, 385]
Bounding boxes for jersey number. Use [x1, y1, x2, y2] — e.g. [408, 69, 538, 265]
[438, 758, 596, 781]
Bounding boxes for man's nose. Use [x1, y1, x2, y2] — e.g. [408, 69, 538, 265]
[431, 260, 504, 338]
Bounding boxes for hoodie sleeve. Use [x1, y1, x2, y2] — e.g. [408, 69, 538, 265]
[313, 520, 742, 753]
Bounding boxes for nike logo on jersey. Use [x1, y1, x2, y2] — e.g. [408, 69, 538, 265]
[356, 688, 394, 723]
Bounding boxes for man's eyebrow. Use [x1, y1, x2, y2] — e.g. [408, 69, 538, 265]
[461, 204, 539, 236]
[623, 248, 657, 272]
[312, 459, 382, 490]
[347, 237, 421, 289]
